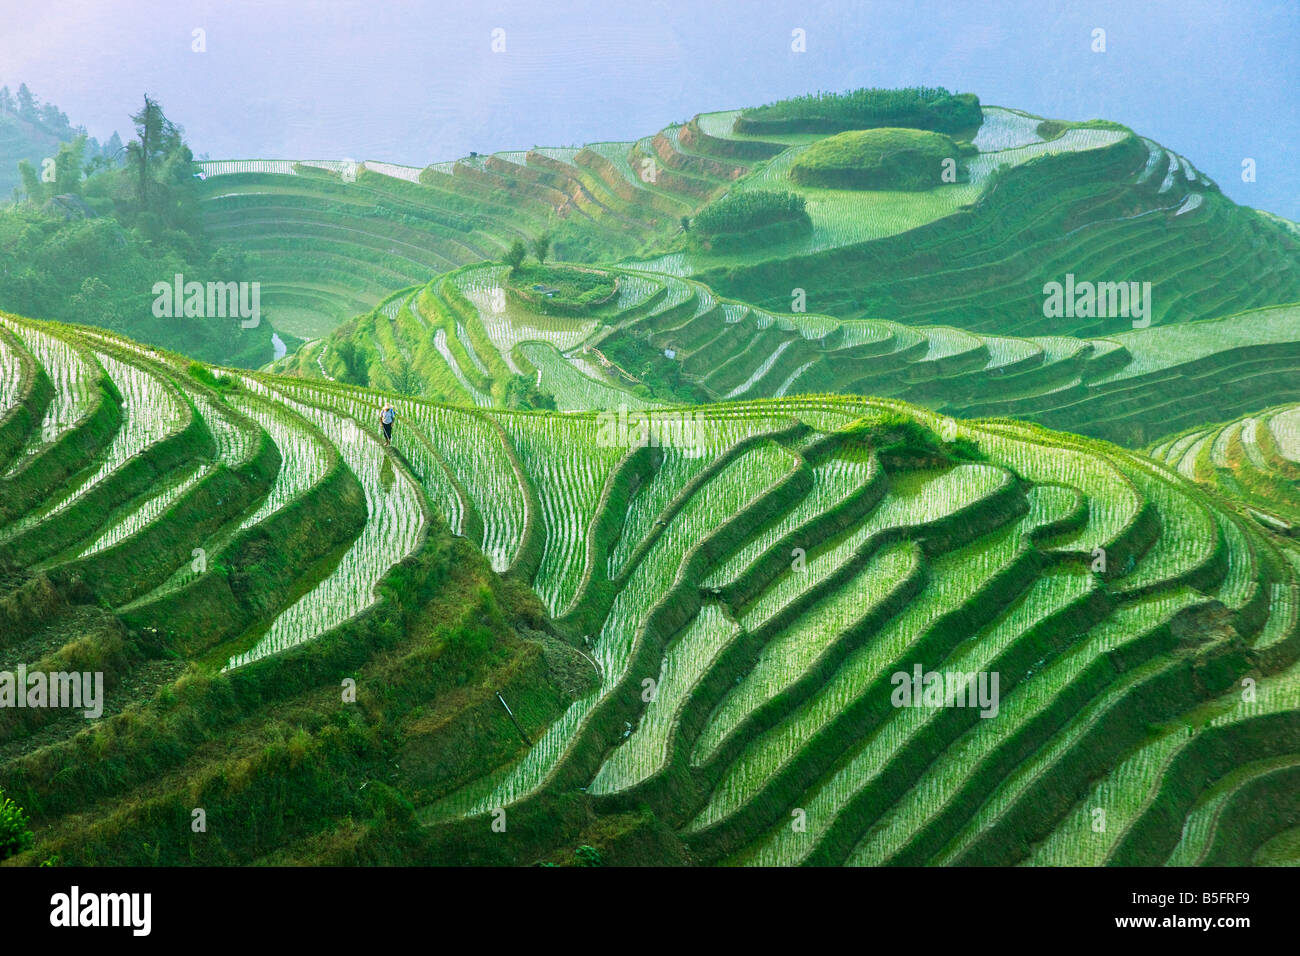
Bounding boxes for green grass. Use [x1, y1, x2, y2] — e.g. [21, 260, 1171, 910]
[790, 128, 967, 191]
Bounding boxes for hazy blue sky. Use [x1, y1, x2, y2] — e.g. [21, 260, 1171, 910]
[3, 0, 1297, 217]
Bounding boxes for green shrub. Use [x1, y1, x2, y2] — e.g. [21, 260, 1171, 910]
[332, 338, 370, 386]
[503, 238, 527, 272]
[736, 86, 981, 135]
[505, 373, 557, 411]
[1037, 118, 1130, 141]
[507, 264, 616, 315]
[0, 788, 34, 861]
[790, 128, 965, 191]
[188, 360, 235, 391]
[575, 844, 604, 867]
[692, 190, 809, 236]
[839, 413, 984, 462]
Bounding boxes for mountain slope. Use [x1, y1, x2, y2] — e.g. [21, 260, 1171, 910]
[2, 311, 1299, 866]
[198, 100, 1297, 345]
[283, 260, 1300, 448]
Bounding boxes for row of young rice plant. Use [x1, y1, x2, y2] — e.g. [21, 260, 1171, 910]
[518, 341, 650, 412]
[698, 541, 924, 770]
[498, 413, 627, 615]
[779, 312, 841, 341]
[608, 444, 915, 790]
[587, 602, 741, 794]
[1210, 511, 1259, 612]
[73, 337, 260, 559]
[730, 463, 1008, 630]
[455, 267, 598, 368]
[611, 271, 661, 311]
[1097, 306, 1300, 385]
[1024, 579, 1300, 866]
[284, 377, 524, 567]
[688, 281, 716, 318]
[394, 426, 464, 537]
[758, 403, 867, 434]
[559, 347, 645, 399]
[703, 445, 879, 589]
[1237, 419, 1270, 470]
[427, 439, 798, 819]
[4, 350, 186, 537]
[740, 578, 1100, 865]
[0, 331, 21, 416]
[456, 317, 491, 375]
[723, 340, 794, 399]
[1209, 420, 1239, 468]
[583, 141, 652, 191]
[704, 464, 1015, 711]
[730, 491, 1092, 865]
[620, 253, 693, 279]
[362, 161, 424, 184]
[605, 414, 798, 577]
[720, 302, 748, 325]
[1159, 152, 1182, 194]
[198, 159, 299, 176]
[970, 106, 1045, 152]
[1267, 405, 1300, 462]
[190, 380, 258, 465]
[922, 588, 1207, 867]
[0, 319, 98, 477]
[1135, 138, 1166, 185]
[273, 380, 498, 559]
[965, 128, 1128, 184]
[225, 376, 425, 668]
[79, 464, 210, 557]
[399, 292, 427, 328]
[687, 463, 1019, 829]
[1150, 431, 1187, 463]
[917, 326, 986, 364]
[280, 379, 467, 537]
[774, 361, 815, 397]
[574, 436, 798, 736]
[1154, 429, 1204, 469]
[1162, 754, 1300, 866]
[229, 392, 333, 531]
[1026, 719, 1192, 867]
[1176, 433, 1212, 480]
[415, 405, 525, 569]
[1109, 453, 1219, 593]
[409, 289, 494, 400]
[1250, 551, 1300, 654]
[835, 321, 894, 349]
[963, 420, 1139, 553]
[432, 328, 492, 406]
[979, 335, 1042, 372]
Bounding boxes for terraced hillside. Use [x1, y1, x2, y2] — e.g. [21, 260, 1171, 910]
[3, 310, 1299, 867]
[690, 113, 1300, 331]
[196, 133, 723, 338]
[1152, 402, 1300, 538]
[280, 259, 1300, 448]
[198, 100, 1300, 345]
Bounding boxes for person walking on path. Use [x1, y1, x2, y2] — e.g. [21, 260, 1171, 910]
[379, 402, 396, 446]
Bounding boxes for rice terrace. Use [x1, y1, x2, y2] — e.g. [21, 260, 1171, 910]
[2, 0, 1300, 890]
